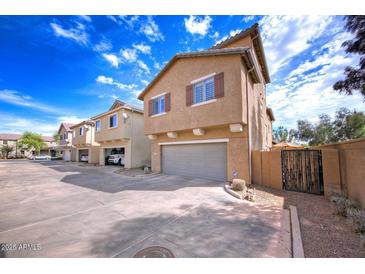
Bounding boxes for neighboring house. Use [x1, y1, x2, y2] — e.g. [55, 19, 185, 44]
[70, 120, 100, 164]
[138, 23, 275, 182]
[0, 133, 56, 158]
[57, 122, 75, 161]
[90, 99, 150, 167]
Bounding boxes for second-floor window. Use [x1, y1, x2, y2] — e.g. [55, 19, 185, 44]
[193, 77, 215, 105]
[79, 127, 84, 136]
[109, 114, 118, 128]
[95, 120, 101, 132]
[152, 95, 165, 115]
[63, 132, 67, 140]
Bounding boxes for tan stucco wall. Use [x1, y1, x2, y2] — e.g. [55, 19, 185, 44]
[94, 109, 126, 142]
[150, 125, 249, 182]
[321, 149, 341, 198]
[317, 139, 365, 208]
[129, 110, 151, 167]
[252, 150, 282, 190]
[143, 55, 245, 135]
[59, 125, 72, 146]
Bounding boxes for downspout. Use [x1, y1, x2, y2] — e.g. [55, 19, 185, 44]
[246, 66, 254, 183]
[130, 109, 134, 168]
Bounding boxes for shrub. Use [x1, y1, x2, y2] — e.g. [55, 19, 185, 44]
[348, 208, 365, 234]
[232, 180, 246, 192]
[331, 195, 357, 217]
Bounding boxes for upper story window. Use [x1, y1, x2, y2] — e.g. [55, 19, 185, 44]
[63, 132, 67, 140]
[193, 77, 215, 105]
[95, 120, 101, 132]
[153, 95, 165, 115]
[109, 113, 118, 128]
[79, 127, 84, 136]
[3, 140, 8, 145]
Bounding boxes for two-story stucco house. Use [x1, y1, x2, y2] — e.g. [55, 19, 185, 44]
[138, 23, 274, 182]
[70, 120, 100, 164]
[90, 100, 151, 168]
[57, 122, 75, 161]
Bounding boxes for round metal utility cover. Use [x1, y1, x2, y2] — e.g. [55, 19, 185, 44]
[133, 246, 175, 258]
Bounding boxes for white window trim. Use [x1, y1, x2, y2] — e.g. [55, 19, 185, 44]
[159, 138, 229, 146]
[191, 98, 217, 108]
[108, 113, 118, 129]
[95, 120, 101, 132]
[152, 94, 166, 115]
[151, 112, 167, 118]
[190, 72, 216, 84]
[151, 92, 167, 100]
[79, 127, 84, 136]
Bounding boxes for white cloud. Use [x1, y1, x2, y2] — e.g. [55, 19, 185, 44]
[93, 39, 112, 52]
[120, 15, 140, 28]
[184, 16, 212, 36]
[266, 17, 365, 129]
[57, 116, 85, 125]
[260, 15, 333, 76]
[242, 15, 255, 23]
[140, 16, 164, 42]
[215, 29, 241, 45]
[96, 75, 137, 90]
[78, 15, 92, 22]
[120, 48, 137, 62]
[0, 89, 65, 114]
[137, 60, 150, 74]
[210, 31, 219, 40]
[102, 53, 121, 68]
[50, 22, 89, 46]
[133, 43, 151, 54]
[140, 79, 149, 86]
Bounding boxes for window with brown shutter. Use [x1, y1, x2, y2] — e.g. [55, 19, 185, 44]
[165, 93, 171, 112]
[186, 84, 193, 106]
[148, 100, 153, 116]
[214, 72, 224, 98]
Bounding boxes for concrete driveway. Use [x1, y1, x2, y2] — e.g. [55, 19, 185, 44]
[0, 160, 291, 258]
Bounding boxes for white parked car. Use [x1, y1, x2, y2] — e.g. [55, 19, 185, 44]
[80, 155, 89, 162]
[31, 154, 51, 161]
[108, 154, 125, 166]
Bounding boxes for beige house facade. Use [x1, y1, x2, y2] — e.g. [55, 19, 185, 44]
[57, 123, 75, 161]
[90, 100, 151, 168]
[70, 120, 100, 164]
[0, 133, 56, 158]
[138, 23, 274, 182]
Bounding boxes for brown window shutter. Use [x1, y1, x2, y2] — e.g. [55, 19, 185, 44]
[165, 93, 171, 112]
[186, 84, 193, 106]
[148, 99, 153, 116]
[214, 72, 224, 98]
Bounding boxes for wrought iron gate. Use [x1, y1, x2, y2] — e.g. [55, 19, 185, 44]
[281, 150, 324, 195]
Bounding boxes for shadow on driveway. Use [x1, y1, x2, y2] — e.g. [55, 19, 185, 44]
[89, 202, 289, 258]
[37, 161, 223, 194]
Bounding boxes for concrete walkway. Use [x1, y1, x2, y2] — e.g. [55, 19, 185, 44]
[0, 160, 291, 257]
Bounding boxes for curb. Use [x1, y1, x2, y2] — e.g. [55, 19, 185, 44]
[224, 184, 243, 199]
[289, 205, 305, 258]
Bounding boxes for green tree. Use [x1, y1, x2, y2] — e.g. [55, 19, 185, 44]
[1, 145, 14, 159]
[294, 108, 365, 146]
[333, 108, 365, 140]
[19, 132, 46, 155]
[333, 16, 365, 99]
[53, 133, 61, 145]
[273, 126, 295, 142]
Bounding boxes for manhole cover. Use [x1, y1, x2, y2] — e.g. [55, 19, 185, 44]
[133, 246, 175, 258]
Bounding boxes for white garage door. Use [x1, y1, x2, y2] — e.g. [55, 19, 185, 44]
[63, 150, 71, 161]
[161, 142, 227, 181]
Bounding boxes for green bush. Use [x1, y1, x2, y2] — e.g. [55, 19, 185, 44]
[232, 180, 246, 192]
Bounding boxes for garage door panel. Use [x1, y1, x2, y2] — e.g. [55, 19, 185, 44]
[162, 143, 227, 181]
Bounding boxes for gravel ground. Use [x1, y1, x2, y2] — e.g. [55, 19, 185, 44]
[252, 184, 365, 258]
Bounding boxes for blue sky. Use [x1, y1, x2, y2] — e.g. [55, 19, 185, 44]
[0, 15, 364, 135]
